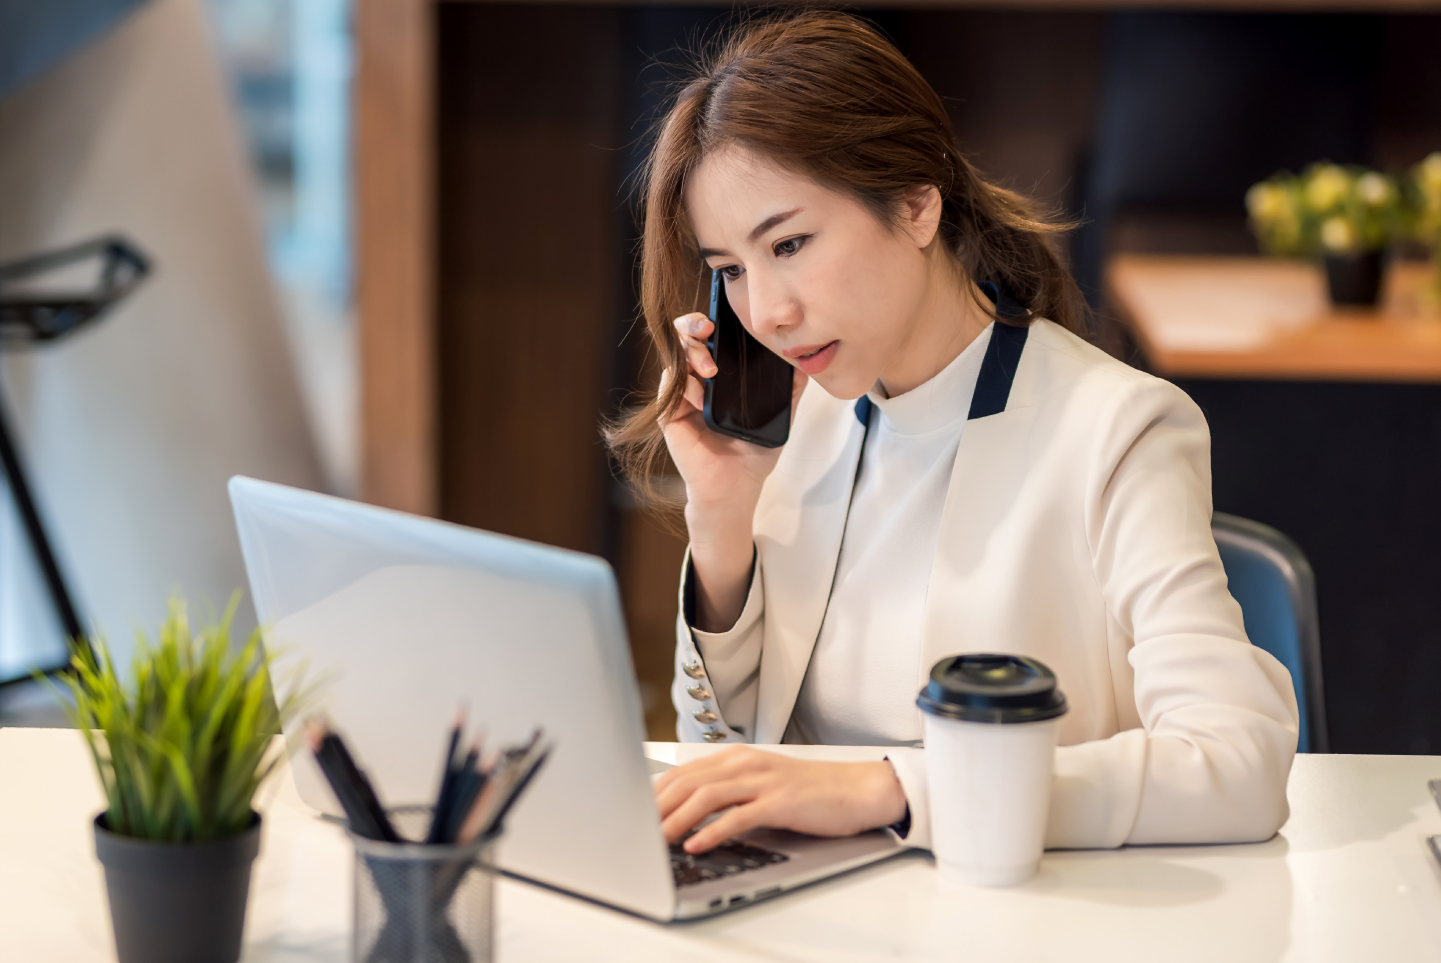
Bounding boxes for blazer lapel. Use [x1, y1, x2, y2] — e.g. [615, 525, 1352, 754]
[921, 320, 1036, 674]
[751, 382, 866, 744]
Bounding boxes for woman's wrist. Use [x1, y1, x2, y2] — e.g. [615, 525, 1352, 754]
[686, 501, 758, 632]
[685, 497, 757, 567]
[859, 761, 909, 829]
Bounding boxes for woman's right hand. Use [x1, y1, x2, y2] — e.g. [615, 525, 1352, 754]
[662, 312, 803, 509]
[662, 312, 806, 631]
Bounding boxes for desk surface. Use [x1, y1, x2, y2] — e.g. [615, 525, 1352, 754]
[1107, 255, 1441, 382]
[6, 729, 1441, 962]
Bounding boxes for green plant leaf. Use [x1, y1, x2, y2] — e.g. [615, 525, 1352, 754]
[42, 591, 321, 842]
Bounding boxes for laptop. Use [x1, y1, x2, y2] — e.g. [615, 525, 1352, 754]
[228, 477, 902, 920]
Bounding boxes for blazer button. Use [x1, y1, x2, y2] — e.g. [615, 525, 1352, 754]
[682, 661, 706, 680]
[703, 730, 727, 743]
[686, 685, 713, 702]
[693, 708, 718, 725]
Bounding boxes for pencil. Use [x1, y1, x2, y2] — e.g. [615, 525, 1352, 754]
[457, 737, 550, 844]
[485, 744, 550, 837]
[440, 741, 485, 843]
[425, 707, 466, 844]
[321, 729, 399, 842]
[307, 723, 387, 840]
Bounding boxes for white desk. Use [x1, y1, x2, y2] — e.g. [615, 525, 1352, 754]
[5, 728, 1441, 962]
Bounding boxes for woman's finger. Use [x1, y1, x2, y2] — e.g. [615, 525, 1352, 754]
[683, 373, 705, 411]
[653, 746, 752, 799]
[678, 332, 715, 378]
[687, 341, 717, 378]
[660, 778, 761, 843]
[673, 312, 716, 378]
[684, 799, 772, 853]
[654, 780, 695, 821]
[654, 768, 724, 818]
[673, 311, 712, 342]
[657, 747, 769, 794]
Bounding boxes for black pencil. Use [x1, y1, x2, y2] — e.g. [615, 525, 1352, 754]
[308, 725, 388, 840]
[425, 709, 466, 844]
[317, 737, 387, 840]
[435, 743, 481, 841]
[440, 769, 476, 844]
[322, 731, 399, 842]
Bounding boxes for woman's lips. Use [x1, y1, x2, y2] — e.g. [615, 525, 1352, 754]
[786, 340, 839, 376]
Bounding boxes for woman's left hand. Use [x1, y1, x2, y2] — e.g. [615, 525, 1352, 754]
[654, 746, 908, 854]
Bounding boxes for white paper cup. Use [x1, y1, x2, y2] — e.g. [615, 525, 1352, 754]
[916, 654, 1067, 888]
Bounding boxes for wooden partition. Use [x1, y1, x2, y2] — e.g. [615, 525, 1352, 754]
[435, 6, 623, 550]
[356, 0, 436, 516]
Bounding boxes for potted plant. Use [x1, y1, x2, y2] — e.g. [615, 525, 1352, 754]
[47, 595, 313, 963]
[1246, 162, 1404, 307]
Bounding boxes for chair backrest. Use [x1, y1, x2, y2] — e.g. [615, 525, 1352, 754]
[1212, 513, 1327, 753]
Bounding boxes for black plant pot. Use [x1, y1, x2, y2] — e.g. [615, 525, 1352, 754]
[1323, 251, 1385, 307]
[94, 812, 261, 963]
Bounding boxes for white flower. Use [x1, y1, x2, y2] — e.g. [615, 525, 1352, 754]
[1357, 172, 1391, 206]
[1321, 216, 1358, 253]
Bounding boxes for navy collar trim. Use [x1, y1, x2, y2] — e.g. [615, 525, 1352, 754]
[853, 281, 1030, 426]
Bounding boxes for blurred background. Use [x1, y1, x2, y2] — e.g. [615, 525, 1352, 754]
[2, 0, 1441, 751]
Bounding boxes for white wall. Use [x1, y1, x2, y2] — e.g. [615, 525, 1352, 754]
[0, 0, 323, 672]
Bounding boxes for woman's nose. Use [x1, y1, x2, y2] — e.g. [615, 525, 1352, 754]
[743, 273, 799, 339]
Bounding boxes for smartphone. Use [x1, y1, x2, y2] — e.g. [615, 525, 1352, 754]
[702, 269, 792, 448]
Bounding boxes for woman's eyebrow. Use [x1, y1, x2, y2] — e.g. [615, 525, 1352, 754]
[749, 207, 803, 242]
[698, 207, 805, 261]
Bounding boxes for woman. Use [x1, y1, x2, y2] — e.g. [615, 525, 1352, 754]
[608, 12, 1298, 857]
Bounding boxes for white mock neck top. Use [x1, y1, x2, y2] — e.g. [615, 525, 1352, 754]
[787, 324, 993, 746]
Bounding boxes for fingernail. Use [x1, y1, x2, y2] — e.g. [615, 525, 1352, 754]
[691, 320, 707, 336]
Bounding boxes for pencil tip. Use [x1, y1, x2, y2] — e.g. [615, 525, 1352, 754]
[303, 717, 326, 751]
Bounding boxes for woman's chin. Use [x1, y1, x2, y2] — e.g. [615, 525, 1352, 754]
[811, 369, 875, 402]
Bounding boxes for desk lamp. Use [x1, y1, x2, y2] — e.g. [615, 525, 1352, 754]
[0, 235, 149, 683]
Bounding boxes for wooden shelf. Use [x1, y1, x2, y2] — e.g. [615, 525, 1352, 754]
[1107, 255, 1441, 382]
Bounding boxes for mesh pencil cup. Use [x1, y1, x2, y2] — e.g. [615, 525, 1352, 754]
[349, 807, 496, 963]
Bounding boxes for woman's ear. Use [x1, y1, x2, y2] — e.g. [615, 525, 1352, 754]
[900, 185, 944, 249]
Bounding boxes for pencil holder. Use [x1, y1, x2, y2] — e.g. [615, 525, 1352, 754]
[350, 808, 496, 963]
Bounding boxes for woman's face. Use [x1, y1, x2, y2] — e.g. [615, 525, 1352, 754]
[685, 145, 951, 400]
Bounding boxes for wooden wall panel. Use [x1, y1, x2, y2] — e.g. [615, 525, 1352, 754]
[436, 5, 623, 552]
[356, 0, 436, 515]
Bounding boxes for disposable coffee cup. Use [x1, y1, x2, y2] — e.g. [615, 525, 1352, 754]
[916, 653, 1067, 887]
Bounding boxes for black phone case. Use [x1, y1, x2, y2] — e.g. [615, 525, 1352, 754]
[702, 271, 792, 448]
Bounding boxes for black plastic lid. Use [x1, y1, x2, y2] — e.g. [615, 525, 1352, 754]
[916, 654, 1068, 724]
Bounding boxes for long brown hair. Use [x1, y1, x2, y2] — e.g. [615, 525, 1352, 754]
[607, 10, 1086, 493]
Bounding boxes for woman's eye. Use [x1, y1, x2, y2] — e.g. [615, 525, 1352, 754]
[774, 235, 810, 258]
[720, 264, 744, 281]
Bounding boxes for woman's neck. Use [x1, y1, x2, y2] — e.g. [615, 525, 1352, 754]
[876, 253, 992, 398]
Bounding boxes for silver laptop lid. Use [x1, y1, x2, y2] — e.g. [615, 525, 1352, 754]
[228, 476, 675, 919]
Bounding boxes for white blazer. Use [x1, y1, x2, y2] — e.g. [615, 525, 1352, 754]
[672, 319, 1299, 851]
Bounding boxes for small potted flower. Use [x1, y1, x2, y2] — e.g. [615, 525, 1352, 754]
[1247, 162, 1404, 307]
[46, 595, 314, 963]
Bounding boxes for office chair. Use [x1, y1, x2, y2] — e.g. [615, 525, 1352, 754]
[1212, 512, 1328, 753]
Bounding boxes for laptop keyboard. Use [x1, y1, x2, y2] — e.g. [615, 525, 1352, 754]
[670, 837, 790, 887]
